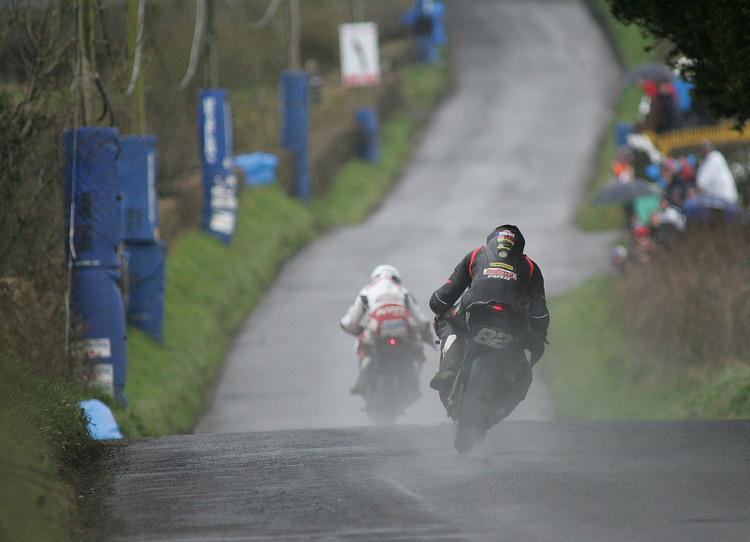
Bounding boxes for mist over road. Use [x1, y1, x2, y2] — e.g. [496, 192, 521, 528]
[102, 421, 750, 541]
[195, 0, 620, 434]
[91, 2, 750, 541]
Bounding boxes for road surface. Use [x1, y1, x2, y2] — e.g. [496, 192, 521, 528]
[88, 2, 750, 541]
[98, 421, 750, 541]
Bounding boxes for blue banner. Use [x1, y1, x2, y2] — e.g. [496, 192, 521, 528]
[119, 134, 159, 243]
[63, 127, 121, 268]
[355, 108, 381, 163]
[198, 89, 237, 243]
[124, 240, 165, 343]
[70, 267, 128, 406]
[280, 71, 310, 201]
[281, 71, 308, 152]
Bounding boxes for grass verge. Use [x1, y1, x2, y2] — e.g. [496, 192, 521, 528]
[542, 276, 750, 419]
[0, 359, 102, 541]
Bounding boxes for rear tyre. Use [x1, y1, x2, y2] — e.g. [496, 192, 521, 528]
[364, 374, 400, 425]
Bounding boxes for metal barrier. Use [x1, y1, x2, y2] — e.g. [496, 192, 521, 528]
[643, 122, 750, 155]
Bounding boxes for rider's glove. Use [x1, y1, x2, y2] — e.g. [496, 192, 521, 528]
[432, 313, 454, 340]
[432, 314, 443, 332]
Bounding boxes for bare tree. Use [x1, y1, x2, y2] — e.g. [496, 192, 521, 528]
[0, 1, 78, 377]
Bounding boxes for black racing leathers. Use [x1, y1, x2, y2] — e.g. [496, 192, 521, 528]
[429, 232, 549, 363]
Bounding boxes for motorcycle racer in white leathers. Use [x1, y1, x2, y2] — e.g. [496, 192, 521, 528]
[340, 264, 434, 395]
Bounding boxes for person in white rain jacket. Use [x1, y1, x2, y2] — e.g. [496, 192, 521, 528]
[695, 139, 739, 204]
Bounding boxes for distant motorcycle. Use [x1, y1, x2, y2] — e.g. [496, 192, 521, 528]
[360, 336, 423, 425]
[442, 301, 533, 454]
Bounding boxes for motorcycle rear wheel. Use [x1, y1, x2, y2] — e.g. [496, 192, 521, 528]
[365, 373, 402, 425]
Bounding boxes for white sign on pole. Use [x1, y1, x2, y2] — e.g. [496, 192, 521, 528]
[339, 22, 381, 88]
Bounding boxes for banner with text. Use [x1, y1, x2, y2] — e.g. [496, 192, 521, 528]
[198, 88, 237, 244]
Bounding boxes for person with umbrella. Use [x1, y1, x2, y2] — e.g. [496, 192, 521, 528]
[623, 61, 679, 133]
[597, 146, 659, 225]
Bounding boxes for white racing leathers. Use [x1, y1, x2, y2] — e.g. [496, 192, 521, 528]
[340, 277, 432, 355]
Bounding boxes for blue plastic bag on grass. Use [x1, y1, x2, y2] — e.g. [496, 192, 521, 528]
[234, 153, 278, 186]
[80, 399, 122, 440]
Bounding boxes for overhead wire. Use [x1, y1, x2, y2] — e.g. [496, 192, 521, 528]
[250, 0, 283, 31]
[179, 0, 281, 89]
[125, 0, 145, 96]
[179, 0, 205, 89]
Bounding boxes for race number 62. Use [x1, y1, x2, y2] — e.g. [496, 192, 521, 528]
[472, 327, 513, 349]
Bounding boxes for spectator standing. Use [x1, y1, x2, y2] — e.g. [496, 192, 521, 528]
[672, 76, 694, 128]
[677, 154, 696, 184]
[661, 157, 689, 206]
[611, 145, 635, 182]
[653, 81, 679, 133]
[305, 59, 323, 105]
[611, 146, 637, 225]
[694, 140, 739, 204]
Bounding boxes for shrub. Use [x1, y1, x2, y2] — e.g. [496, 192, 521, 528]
[616, 222, 750, 367]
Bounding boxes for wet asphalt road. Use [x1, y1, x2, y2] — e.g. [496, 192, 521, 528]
[91, 1, 750, 540]
[100, 421, 750, 541]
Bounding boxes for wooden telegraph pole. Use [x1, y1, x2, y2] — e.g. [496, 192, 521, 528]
[351, 0, 364, 22]
[127, 0, 146, 133]
[289, 0, 301, 71]
[78, 0, 97, 125]
[205, 0, 219, 87]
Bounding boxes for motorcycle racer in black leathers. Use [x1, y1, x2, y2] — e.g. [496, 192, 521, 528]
[428, 225, 550, 406]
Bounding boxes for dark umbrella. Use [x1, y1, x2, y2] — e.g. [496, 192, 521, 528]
[592, 178, 660, 206]
[622, 62, 674, 84]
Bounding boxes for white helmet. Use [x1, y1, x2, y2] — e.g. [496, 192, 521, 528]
[370, 264, 401, 284]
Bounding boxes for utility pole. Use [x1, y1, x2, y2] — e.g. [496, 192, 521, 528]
[127, 0, 146, 133]
[205, 0, 218, 87]
[289, 0, 301, 70]
[351, 0, 364, 21]
[350, 0, 371, 107]
[78, 0, 96, 125]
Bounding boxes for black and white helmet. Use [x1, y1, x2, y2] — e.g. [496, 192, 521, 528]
[370, 264, 401, 284]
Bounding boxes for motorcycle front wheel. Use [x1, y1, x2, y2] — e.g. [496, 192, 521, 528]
[454, 356, 497, 454]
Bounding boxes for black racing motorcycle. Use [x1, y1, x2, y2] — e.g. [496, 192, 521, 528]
[443, 301, 532, 454]
[361, 336, 423, 425]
